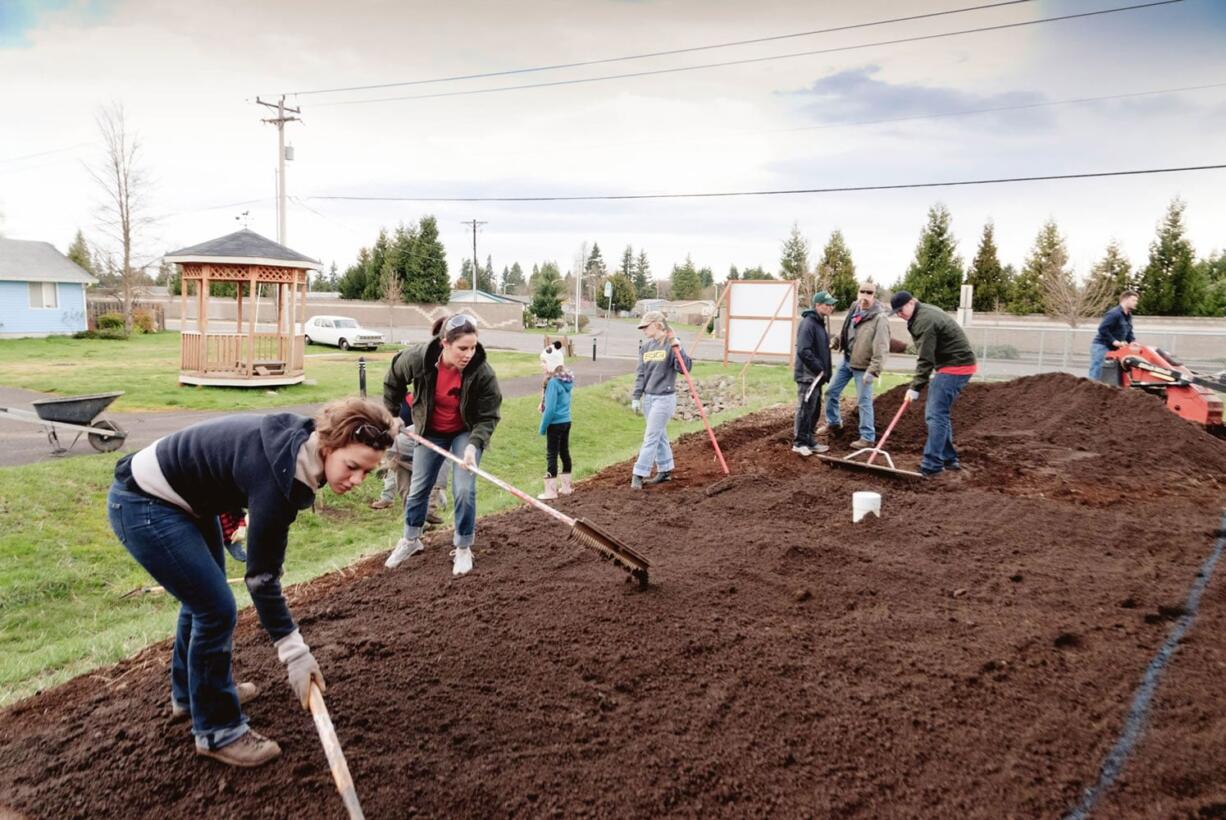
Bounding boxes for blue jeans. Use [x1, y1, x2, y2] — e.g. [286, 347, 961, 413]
[106, 482, 248, 751]
[823, 359, 875, 442]
[404, 431, 479, 547]
[921, 372, 972, 475]
[633, 392, 677, 477]
[1088, 341, 1110, 381]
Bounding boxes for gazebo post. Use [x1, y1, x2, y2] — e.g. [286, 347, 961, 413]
[237, 281, 243, 334]
[180, 275, 189, 371]
[248, 269, 257, 378]
[288, 272, 297, 372]
[200, 265, 210, 375]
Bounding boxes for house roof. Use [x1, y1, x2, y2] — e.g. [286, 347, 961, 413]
[0, 238, 98, 285]
[164, 229, 320, 270]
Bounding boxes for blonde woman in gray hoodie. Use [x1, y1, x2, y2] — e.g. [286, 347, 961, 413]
[629, 310, 692, 489]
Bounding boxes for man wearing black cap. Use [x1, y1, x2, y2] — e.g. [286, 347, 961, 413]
[890, 291, 977, 478]
[792, 291, 837, 456]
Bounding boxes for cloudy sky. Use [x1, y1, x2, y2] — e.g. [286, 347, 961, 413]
[2, 0, 1224, 288]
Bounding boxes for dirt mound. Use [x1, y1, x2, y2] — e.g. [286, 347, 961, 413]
[825, 373, 1226, 503]
[2, 374, 1225, 818]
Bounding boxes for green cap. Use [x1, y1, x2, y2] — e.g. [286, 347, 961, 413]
[812, 290, 837, 306]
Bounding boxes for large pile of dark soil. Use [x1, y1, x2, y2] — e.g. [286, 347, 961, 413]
[2, 373, 1225, 818]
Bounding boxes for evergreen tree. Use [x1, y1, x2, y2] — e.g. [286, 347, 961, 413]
[698, 266, 714, 289]
[741, 266, 774, 280]
[338, 247, 372, 299]
[900, 204, 963, 310]
[608, 272, 637, 312]
[1012, 219, 1070, 317]
[459, 259, 475, 287]
[478, 254, 495, 293]
[1138, 198, 1204, 316]
[504, 261, 526, 294]
[779, 222, 810, 281]
[1087, 241, 1133, 300]
[965, 222, 1010, 312]
[671, 255, 703, 300]
[817, 229, 857, 308]
[403, 215, 450, 304]
[1196, 252, 1226, 316]
[66, 230, 95, 274]
[619, 245, 634, 278]
[531, 262, 564, 320]
[632, 249, 651, 297]
[585, 242, 607, 302]
[728, 264, 740, 281]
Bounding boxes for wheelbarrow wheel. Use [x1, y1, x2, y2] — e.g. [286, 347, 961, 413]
[88, 420, 126, 453]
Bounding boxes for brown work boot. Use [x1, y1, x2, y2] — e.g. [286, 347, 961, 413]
[172, 681, 259, 722]
[369, 498, 394, 510]
[815, 422, 839, 437]
[196, 729, 281, 768]
[850, 438, 874, 450]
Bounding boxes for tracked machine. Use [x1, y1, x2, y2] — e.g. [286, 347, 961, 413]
[1100, 343, 1226, 431]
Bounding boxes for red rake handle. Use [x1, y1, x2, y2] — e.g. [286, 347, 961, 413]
[405, 431, 576, 527]
[672, 344, 730, 475]
[867, 396, 911, 465]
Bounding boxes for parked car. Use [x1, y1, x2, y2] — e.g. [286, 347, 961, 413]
[302, 315, 384, 350]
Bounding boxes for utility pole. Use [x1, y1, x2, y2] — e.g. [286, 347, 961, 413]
[460, 219, 486, 302]
[256, 95, 301, 245]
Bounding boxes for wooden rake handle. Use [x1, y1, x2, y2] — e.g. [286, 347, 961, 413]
[308, 683, 365, 820]
[406, 431, 576, 528]
[672, 343, 730, 475]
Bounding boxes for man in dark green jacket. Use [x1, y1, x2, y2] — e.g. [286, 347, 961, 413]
[890, 291, 977, 477]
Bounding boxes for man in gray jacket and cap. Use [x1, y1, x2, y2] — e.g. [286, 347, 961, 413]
[819, 281, 891, 449]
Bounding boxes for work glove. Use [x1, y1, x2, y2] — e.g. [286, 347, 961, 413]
[462, 443, 479, 470]
[631, 398, 642, 415]
[863, 373, 874, 385]
[905, 388, 920, 402]
[669, 335, 681, 348]
[276, 629, 325, 710]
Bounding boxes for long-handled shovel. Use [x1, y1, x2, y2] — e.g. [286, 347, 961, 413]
[407, 432, 651, 587]
[308, 683, 365, 820]
[816, 395, 924, 480]
[671, 342, 729, 476]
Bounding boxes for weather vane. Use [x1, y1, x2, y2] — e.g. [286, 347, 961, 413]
[235, 210, 250, 228]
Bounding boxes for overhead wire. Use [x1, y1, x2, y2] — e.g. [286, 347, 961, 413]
[315, 0, 1183, 107]
[281, 0, 1037, 97]
[307, 163, 1226, 203]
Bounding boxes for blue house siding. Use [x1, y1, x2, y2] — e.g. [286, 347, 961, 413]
[0, 281, 88, 337]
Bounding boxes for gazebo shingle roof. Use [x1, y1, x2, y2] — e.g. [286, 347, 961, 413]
[164, 229, 319, 268]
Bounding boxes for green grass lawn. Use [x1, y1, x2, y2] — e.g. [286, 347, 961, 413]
[0, 332, 540, 412]
[0, 362, 909, 706]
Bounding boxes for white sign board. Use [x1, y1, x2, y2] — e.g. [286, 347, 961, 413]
[724, 280, 797, 359]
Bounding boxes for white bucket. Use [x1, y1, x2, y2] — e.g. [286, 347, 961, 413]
[852, 491, 882, 523]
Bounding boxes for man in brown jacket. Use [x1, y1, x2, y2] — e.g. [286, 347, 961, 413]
[818, 280, 891, 449]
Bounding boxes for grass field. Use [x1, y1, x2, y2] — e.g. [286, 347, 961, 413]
[0, 358, 912, 706]
[0, 332, 540, 412]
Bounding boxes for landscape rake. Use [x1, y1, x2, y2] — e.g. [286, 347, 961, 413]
[816, 395, 924, 481]
[407, 432, 651, 587]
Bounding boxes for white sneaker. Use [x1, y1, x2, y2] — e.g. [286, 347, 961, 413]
[450, 546, 473, 576]
[791, 444, 813, 457]
[385, 537, 423, 569]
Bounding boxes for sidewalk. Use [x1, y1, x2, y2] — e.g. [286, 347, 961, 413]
[0, 356, 637, 468]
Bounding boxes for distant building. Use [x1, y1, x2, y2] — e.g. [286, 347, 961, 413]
[631, 298, 715, 325]
[0, 237, 96, 338]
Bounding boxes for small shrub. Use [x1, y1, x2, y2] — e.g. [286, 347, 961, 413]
[132, 309, 156, 334]
[577, 314, 590, 331]
[73, 328, 129, 340]
[984, 344, 1020, 360]
[96, 312, 125, 330]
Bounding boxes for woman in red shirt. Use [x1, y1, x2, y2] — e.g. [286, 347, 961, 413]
[381, 314, 503, 575]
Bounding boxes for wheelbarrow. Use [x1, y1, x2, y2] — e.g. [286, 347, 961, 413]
[0, 391, 127, 455]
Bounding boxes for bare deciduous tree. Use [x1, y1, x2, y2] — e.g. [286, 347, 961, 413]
[88, 103, 153, 332]
[1043, 271, 1116, 327]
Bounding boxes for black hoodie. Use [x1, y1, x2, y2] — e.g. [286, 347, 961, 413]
[794, 309, 832, 385]
[115, 413, 316, 640]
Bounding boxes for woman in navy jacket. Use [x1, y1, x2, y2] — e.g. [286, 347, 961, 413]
[106, 397, 395, 767]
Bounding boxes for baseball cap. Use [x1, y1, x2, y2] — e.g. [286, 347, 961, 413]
[889, 290, 914, 315]
[637, 310, 669, 329]
[811, 290, 837, 306]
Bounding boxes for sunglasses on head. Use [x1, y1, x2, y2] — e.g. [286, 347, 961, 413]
[444, 314, 477, 332]
[353, 423, 394, 451]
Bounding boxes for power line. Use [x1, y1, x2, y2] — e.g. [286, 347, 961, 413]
[283, 0, 1036, 97]
[307, 163, 1226, 203]
[0, 143, 90, 164]
[318, 0, 1182, 107]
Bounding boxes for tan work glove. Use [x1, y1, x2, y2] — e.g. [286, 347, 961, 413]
[275, 629, 326, 710]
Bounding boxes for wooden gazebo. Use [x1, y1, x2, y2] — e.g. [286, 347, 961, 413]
[164, 230, 318, 387]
